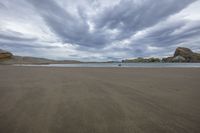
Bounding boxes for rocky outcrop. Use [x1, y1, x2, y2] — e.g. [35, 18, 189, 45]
[162, 47, 200, 63]
[162, 57, 173, 62]
[0, 49, 13, 60]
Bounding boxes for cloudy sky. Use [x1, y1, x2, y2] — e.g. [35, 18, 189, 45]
[0, 0, 200, 61]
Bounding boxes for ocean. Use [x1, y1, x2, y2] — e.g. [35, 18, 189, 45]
[15, 63, 200, 68]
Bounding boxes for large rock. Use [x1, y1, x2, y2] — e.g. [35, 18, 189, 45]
[174, 47, 194, 62]
[0, 49, 13, 60]
[162, 57, 173, 62]
[174, 47, 193, 57]
[162, 47, 200, 62]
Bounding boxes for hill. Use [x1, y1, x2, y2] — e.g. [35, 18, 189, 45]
[0, 49, 80, 65]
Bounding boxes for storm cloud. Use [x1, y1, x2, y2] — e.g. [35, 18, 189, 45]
[0, 0, 200, 61]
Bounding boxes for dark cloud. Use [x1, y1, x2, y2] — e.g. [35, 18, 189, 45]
[94, 0, 197, 39]
[0, 30, 58, 55]
[0, 41, 58, 49]
[0, 33, 37, 42]
[0, 2, 5, 8]
[119, 19, 200, 58]
[28, 0, 110, 47]
[141, 20, 200, 48]
[27, 0, 197, 48]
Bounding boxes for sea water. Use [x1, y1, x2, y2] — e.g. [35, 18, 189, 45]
[15, 63, 200, 68]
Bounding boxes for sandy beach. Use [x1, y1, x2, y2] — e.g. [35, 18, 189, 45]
[0, 66, 200, 133]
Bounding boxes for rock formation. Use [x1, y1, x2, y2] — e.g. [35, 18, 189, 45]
[0, 49, 13, 60]
[162, 47, 200, 62]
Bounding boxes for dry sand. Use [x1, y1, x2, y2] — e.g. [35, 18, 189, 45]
[0, 66, 200, 133]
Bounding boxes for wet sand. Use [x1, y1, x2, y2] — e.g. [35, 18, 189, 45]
[0, 66, 200, 133]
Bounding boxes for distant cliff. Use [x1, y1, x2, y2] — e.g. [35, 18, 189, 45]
[0, 49, 80, 65]
[162, 47, 200, 63]
[0, 49, 13, 60]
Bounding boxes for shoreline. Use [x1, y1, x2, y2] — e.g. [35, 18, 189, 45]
[10, 62, 200, 68]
